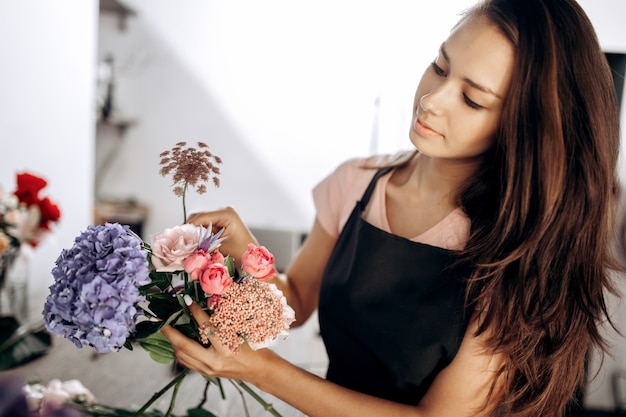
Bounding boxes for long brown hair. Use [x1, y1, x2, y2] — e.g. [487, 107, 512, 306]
[458, 0, 622, 415]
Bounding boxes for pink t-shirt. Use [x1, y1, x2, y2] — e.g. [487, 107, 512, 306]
[312, 155, 470, 251]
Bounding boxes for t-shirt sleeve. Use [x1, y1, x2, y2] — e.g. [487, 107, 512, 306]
[312, 157, 378, 238]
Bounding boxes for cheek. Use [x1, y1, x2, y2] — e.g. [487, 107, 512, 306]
[462, 118, 498, 152]
[448, 110, 497, 149]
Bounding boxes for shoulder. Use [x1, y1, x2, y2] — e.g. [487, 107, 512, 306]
[312, 153, 401, 237]
[318, 153, 402, 193]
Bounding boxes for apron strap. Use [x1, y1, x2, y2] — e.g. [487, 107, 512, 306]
[357, 166, 394, 212]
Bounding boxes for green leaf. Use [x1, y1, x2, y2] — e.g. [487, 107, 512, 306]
[133, 320, 164, 340]
[187, 408, 219, 417]
[137, 332, 176, 364]
[224, 256, 235, 277]
[145, 292, 182, 319]
[141, 270, 174, 292]
[70, 400, 166, 416]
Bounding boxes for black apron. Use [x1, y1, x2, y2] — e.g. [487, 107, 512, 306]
[318, 166, 472, 405]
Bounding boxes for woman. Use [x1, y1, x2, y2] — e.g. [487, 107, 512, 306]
[162, 0, 622, 415]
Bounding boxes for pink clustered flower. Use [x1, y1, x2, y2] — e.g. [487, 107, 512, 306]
[210, 280, 295, 352]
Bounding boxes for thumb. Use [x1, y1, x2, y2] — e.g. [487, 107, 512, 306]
[183, 294, 210, 320]
[183, 294, 221, 349]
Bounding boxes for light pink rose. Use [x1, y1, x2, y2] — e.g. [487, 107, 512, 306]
[241, 243, 277, 282]
[199, 263, 232, 295]
[39, 379, 96, 412]
[150, 224, 201, 272]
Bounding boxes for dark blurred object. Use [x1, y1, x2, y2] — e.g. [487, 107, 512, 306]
[614, 369, 626, 415]
[605, 52, 626, 112]
[99, 0, 136, 31]
[0, 374, 29, 417]
[0, 316, 51, 370]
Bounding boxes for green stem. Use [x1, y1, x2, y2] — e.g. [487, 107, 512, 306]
[164, 372, 185, 417]
[235, 380, 283, 417]
[183, 270, 189, 293]
[132, 368, 190, 417]
[182, 181, 188, 223]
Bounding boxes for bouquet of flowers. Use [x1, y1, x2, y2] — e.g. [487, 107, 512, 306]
[41, 142, 295, 417]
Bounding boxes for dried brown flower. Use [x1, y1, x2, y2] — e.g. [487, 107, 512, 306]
[159, 141, 222, 196]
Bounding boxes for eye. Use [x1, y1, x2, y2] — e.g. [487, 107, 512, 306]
[463, 94, 484, 110]
[430, 61, 447, 77]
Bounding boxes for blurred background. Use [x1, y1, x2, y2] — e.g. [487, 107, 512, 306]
[1, 0, 625, 413]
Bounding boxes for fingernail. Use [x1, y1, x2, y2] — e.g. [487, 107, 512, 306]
[183, 294, 193, 306]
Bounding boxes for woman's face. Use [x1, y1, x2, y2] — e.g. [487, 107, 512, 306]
[410, 16, 514, 161]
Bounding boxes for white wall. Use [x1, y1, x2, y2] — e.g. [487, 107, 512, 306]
[95, 0, 477, 236]
[0, 1, 98, 304]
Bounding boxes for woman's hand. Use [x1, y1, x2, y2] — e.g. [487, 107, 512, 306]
[187, 207, 258, 268]
[161, 296, 274, 384]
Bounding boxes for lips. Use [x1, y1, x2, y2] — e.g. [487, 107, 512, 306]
[415, 116, 441, 137]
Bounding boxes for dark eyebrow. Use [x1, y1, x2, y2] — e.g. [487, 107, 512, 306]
[440, 43, 504, 100]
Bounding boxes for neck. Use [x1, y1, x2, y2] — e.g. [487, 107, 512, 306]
[402, 153, 483, 207]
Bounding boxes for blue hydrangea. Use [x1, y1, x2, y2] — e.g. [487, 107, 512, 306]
[43, 223, 150, 353]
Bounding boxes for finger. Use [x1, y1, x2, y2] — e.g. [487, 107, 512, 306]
[183, 294, 230, 354]
[161, 325, 219, 375]
[186, 211, 218, 228]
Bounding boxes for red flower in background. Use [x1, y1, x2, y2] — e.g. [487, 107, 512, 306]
[14, 173, 48, 206]
[37, 197, 61, 229]
[14, 172, 61, 229]
[0, 171, 61, 251]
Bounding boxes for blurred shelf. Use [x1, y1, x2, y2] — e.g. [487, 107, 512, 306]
[96, 117, 137, 136]
[94, 199, 148, 237]
[99, 0, 136, 31]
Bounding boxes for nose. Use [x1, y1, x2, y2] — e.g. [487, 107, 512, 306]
[419, 93, 441, 116]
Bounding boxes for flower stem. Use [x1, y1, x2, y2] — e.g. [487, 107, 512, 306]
[132, 368, 189, 417]
[164, 372, 185, 417]
[182, 181, 188, 223]
[234, 380, 283, 417]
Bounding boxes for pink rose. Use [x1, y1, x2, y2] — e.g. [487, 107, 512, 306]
[199, 263, 232, 295]
[150, 224, 201, 272]
[183, 250, 210, 280]
[209, 250, 225, 265]
[241, 243, 277, 282]
[184, 250, 226, 280]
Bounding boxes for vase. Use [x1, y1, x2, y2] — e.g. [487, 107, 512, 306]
[0, 247, 30, 324]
